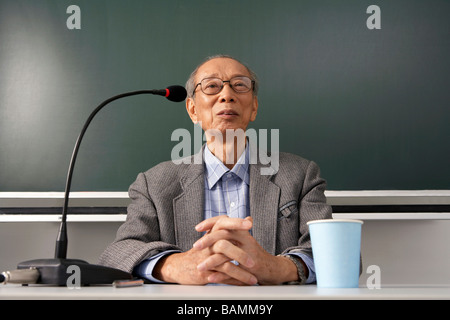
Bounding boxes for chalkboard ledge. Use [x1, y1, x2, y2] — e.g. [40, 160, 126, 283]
[0, 191, 449, 222]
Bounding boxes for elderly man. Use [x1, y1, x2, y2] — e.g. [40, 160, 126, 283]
[99, 55, 332, 285]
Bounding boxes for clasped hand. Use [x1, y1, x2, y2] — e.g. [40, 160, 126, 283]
[154, 216, 298, 285]
[193, 215, 258, 285]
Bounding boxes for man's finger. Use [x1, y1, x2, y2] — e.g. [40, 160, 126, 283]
[193, 228, 249, 251]
[197, 253, 229, 272]
[211, 261, 257, 285]
[195, 216, 222, 232]
[213, 239, 255, 268]
[193, 229, 232, 250]
[195, 216, 252, 233]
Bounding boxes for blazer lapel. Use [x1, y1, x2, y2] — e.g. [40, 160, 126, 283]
[249, 163, 280, 255]
[172, 149, 205, 251]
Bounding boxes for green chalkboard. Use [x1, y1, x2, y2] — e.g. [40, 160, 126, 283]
[0, 0, 449, 191]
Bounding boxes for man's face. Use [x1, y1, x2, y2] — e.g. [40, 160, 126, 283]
[186, 58, 258, 135]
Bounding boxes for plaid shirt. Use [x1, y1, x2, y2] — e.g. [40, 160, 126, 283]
[203, 143, 250, 220]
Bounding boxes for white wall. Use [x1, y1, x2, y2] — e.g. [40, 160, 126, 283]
[359, 219, 450, 286]
[0, 222, 122, 271]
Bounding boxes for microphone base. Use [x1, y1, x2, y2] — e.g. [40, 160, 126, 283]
[17, 258, 133, 286]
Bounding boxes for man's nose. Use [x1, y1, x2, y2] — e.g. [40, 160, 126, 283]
[219, 82, 236, 102]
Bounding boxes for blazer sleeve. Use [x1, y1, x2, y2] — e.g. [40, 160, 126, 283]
[281, 160, 332, 257]
[98, 172, 181, 273]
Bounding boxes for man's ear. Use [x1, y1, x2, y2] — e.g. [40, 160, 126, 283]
[186, 97, 198, 124]
[250, 96, 258, 122]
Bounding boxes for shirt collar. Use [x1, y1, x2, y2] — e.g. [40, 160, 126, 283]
[204, 142, 250, 189]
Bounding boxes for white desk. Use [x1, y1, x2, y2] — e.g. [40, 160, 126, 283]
[1, 284, 449, 300]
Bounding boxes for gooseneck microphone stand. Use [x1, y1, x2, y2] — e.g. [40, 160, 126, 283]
[14, 86, 187, 286]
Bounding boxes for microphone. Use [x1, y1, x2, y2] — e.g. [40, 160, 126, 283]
[153, 85, 189, 102]
[13, 85, 187, 286]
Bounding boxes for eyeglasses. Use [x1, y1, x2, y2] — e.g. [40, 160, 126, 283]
[193, 76, 255, 96]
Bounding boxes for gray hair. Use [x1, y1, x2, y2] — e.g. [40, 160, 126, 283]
[185, 54, 259, 99]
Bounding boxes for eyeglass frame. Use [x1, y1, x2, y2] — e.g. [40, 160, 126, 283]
[192, 76, 256, 97]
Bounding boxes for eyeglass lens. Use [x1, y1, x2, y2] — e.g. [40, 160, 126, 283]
[200, 77, 253, 95]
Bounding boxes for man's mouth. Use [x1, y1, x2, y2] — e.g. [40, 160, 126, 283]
[217, 109, 239, 116]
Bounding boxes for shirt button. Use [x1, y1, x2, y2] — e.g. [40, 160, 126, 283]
[230, 202, 235, 207]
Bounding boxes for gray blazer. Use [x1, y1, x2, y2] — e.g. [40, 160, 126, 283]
[98, 148, 332, 273]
